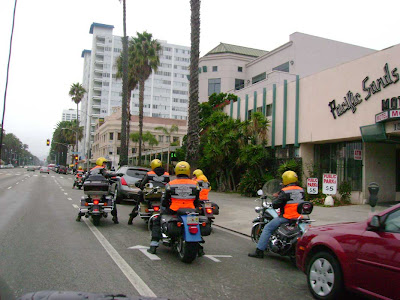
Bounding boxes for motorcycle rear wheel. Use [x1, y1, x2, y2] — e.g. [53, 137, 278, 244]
[251, 223, 264, 243]
[92, 215, 100, 226]
[176, 236, 198, 263]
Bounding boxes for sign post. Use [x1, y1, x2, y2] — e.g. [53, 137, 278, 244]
[307, 178, 318, 194]
[322, 173, 337, 195]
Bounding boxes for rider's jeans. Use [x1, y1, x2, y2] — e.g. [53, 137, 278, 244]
[257, 217, 289, 251]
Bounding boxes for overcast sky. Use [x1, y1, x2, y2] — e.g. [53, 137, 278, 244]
[0, 0, 399, 160]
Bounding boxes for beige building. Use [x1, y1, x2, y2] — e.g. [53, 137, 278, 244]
[91, 108, 187, 167]
[223, 42, 400, 204]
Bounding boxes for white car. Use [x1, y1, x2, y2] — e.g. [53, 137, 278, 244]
[40, 167, 50, 174]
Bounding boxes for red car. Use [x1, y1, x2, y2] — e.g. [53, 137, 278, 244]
[296, 203, 400, 300]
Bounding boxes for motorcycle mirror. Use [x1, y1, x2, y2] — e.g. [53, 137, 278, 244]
[257, 190, 263, 196]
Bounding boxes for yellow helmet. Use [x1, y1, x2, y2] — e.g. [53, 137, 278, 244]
[78, 166, 83, 170]
[193, 169, 203, 178]
[150, 159, 162, 170]
[282, 170, 298, 186]
[96, 157, 108, 166]
[175, 161, 190, 176]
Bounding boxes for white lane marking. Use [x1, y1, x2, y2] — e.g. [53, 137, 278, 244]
[67, 198, 72, 201]
[33, 175, 38, 177]
[60, 176, 64, 179]
[15, 182, 19, 185]
[42, 175, 47, 178]
[61, 189, 65, 191]
[6, 173, 11, 175]
[71, 204, 156, 297]
[51, 176, 55, 178]
[128, 245, 161, 261]
[7, 186, 12, 189]
[204, 255, 233, 262]
[64, 193, 68, 195]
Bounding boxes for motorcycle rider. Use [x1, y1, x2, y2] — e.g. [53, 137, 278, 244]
[72, 166, 84, 189]
[147, 161, 201, 255]
[76, 157, 119, 224]
[128, 159, 170, 225]
[192, 169, 211, 201]
[248, 170, 305, 258]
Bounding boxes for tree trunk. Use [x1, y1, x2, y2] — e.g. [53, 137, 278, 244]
[119, 0, 129, 166]
[138, 79, 145, 166]
[76, 102, 79, 154]
[126, 94, 131, 162]
[186, 0, 201, 167]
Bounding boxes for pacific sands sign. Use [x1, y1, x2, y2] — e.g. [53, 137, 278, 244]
[328, 63, 399, 119]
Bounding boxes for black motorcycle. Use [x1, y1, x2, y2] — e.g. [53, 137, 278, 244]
[251, 179, 314, 263]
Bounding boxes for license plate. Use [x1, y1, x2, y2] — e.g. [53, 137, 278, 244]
[186, 216, 199, 224]
[204, 202, 212, 208]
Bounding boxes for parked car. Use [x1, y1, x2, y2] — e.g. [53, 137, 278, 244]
[57, 165, 67, 174]
[27, 166, 36, 172]
[296, 203, 400, 300]
[111, 166, 149, 203]
[40, 167, 50, 174]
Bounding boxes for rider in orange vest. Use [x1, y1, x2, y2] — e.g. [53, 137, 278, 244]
[249, 170, 304, 258]
[147, 161, 200, 255]
[192, 169, 211, 201]
[128, 159, 170, 225]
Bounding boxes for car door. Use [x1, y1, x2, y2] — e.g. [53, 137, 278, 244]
[354, 208, 400, 299]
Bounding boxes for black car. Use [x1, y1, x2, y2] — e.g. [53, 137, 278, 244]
[111, 166, 149, 203]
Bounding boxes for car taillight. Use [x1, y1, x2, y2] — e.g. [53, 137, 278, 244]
[188, 226, 198, 234]
[153, 206, 160, 211]
[121, 177, 127, 186]
[206, 208, 213, 214]
[93, 199, 100, 205]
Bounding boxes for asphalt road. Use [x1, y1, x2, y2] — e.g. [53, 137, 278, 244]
[0, 168, 313, 300]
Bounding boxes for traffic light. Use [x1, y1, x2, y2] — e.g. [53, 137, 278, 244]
[74, 155, 78, 161]
[46, 139, 50, 146]
[170, 152, 177, 161]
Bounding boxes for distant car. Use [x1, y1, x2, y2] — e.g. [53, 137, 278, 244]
[57, 165, 67, 174]
[111, 166, 149, 203]
[6, 164, 14, 169]
[27, 166, 36, 171]
[296, 203, 400, 300]
[39, 167, 50, 174]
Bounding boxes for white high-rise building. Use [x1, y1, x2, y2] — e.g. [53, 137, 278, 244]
[62, 109, 78, 122]
[80, 22, 190, 160]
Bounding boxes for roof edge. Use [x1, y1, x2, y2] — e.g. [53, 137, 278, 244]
[81, 49, 91, 58]
[89, 22, 114, 34]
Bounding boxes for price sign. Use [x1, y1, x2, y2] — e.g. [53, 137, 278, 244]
[322, 173, 337, 195]
[354, 149, 362, 160]
[307, 178, 318, 194]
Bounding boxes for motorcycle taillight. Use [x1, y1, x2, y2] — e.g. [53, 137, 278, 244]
[153, 206, 160, 211]
[206, 208, 213, 214]
[188, 226, 198, 234]
[93, 199, 100, 205]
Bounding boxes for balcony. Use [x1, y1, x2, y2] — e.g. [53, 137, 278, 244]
[92, 95, 101, 100]
[94, 68, 103, 73]
[96, 42, 105, 47]
[95, 60, 104, 65]
[93, 86, 102, 91]
[93, 77, 102, 83]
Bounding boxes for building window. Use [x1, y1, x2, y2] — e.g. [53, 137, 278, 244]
[132, 148, 136, 154]
[235, 79, 245, 90]
[109, 132, 114, 140]
[159, 135, 164, 142]
[198, 67, 201, 73]
[273, 61, 289, 73]
[208, 78, 221, 96]
[117, 132, 121, 140]
[252, 72, 266, 84]
[212, 66, 218, 72]
[173, 136, 179, 142]
[314, 141, 362, 191]
[166, 136, 170, 143]
[202, 66, 207, 73]
[238, 66, 243, 72]
[117, 147, 121, 155]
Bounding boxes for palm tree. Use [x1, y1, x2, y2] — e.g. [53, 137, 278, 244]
[68, 82, 86, 153]
[154, 125, 179, 145]
[118, 0, 130, 166]
[129, 32, 161, 165]
[186, 0, 201, 167]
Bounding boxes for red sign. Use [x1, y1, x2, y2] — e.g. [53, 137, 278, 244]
[354, 149, 362, 160]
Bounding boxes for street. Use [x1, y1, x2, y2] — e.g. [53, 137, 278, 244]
[0, 168, 313, 299]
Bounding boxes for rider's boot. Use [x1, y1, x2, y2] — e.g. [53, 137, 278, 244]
[112, 216, 119, 224]
[198, 245, 205, 257]
[76, 213, 82, 222]
[147, 246, 157, 254]
[248, 248, 264, 258]
[128, 207, 138, 225]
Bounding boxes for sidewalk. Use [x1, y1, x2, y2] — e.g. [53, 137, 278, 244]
[210, 191, 394, 236]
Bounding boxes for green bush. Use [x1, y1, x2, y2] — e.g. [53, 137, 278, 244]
[277, 159, 302, 183]
[338, 180, 352, 204]
[238, 170, 274, 197]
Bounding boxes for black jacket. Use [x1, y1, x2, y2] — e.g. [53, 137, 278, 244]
[139, 166, 170, 190]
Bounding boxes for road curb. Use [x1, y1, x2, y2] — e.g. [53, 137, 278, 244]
[213, 223, 251, 238]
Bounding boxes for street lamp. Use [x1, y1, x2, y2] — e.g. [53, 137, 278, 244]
[78, 109, 93, 171]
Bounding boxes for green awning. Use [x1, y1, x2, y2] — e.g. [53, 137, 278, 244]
[360, 123, 387, 142]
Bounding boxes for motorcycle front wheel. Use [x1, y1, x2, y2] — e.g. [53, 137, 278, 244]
[176, 236, 198, 263]
[251, 223, 265, 243]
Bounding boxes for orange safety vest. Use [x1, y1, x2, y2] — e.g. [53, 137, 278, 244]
[281, 185, 304, 219]
[147, 170, 170, 185]
[167, 178, 198, 211]
[90, 165, 104, 171]
[195, 175, 211, 200]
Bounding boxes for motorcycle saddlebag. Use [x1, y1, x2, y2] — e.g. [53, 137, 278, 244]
[199, 216, 212, 236]
[211, 202, 219, 215]
[164, 221, 181, 238]
[83, 175, 109, 195]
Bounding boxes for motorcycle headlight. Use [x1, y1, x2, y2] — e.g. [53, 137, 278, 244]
[255, 206, 262, 213]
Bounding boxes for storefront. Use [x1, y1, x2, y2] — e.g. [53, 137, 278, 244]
[226, 44, 400, 203]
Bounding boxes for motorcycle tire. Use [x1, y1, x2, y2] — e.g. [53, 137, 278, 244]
[251, 223, 265, 244]
[176, 236, 198, 263]
[92, 215, 100, 226]
[78, 186, 82, 190]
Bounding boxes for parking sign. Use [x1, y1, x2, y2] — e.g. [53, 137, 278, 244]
[307, 178, 318, 194]
[323, 173, 337, 194]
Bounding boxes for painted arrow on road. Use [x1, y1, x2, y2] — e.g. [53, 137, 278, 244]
[204, 255, 232, 262]
[129, 245, 161, 261]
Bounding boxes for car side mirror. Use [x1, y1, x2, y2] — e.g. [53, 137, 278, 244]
[135, 181, 141, 188]
[146, 183, 153, 189]
[368, 215, 382, 231]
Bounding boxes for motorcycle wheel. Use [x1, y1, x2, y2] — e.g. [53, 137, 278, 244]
[251, 223, 264, 243]
[78, 186, 82, 190]
[176, 236, 198, 263]
[92, 215, 100, 226]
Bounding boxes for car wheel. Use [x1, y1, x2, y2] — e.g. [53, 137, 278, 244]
[307, 251, 344, 300]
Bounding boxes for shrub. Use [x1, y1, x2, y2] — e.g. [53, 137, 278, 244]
[338, 180, 352, 204]
[238, 170, 275, 197]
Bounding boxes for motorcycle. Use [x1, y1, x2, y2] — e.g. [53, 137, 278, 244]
[73, 172, 84, 189]
[251, 179, 314, 263]
[139, 183, 163, 225]
[198, 200, 219, 226]
[78, 173, 115, 226]
[149, 208, 211, 263]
